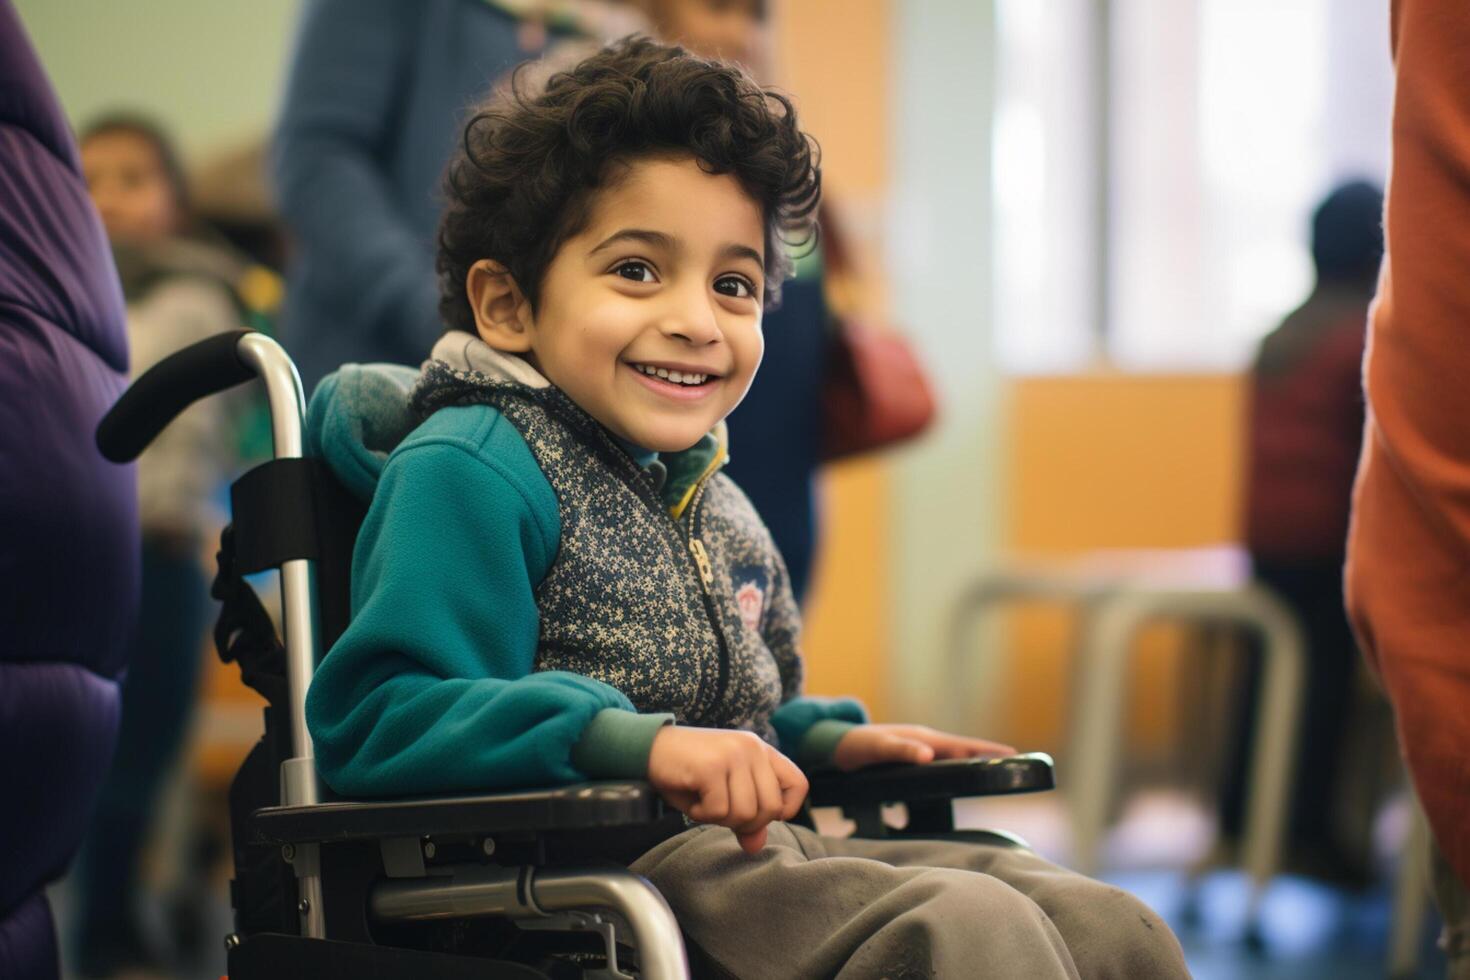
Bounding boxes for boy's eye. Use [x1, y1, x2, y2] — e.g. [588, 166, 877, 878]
[714, 275, 757, 300]
[613, 260, 656, 283]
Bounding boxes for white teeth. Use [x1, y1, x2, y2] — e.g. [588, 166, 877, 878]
[633, 364, 709, 385]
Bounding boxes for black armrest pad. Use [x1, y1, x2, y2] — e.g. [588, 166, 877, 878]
[252, 781, 664, 844]
[806, 752, 1055, 808]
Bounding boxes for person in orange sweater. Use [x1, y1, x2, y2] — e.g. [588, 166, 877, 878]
[1345, 0, 1470, 970]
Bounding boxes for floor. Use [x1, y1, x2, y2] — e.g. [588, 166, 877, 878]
[952, 789, 1447, 979]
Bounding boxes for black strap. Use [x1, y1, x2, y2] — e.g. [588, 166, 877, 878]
[211, 523, 288, 709]
[230, 458, 323, 574]
[214, 457, 367, 699]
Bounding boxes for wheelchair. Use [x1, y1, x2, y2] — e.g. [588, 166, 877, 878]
[97, 329, 1057, 979]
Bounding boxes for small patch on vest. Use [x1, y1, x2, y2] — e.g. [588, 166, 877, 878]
[734, 579, 767, 633]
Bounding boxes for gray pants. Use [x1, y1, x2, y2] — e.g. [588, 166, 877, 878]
[631, 823, 1190, 979]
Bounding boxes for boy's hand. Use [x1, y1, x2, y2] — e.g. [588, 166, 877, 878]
[647, 726, 808, 855]
[832, 724, 1017, 772]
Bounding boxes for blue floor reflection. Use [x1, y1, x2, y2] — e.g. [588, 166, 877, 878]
[1105, 868, 1445, 979]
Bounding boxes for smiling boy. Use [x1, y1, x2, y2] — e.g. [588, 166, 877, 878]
[304, 38, 1188, 978]
[468, 156, 764, 461]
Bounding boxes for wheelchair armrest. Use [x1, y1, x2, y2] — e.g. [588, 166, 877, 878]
[805, 752, 1055, 809]
[251, 780, 664, 844]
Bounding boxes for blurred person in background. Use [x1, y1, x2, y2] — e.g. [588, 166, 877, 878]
[615, 0, 907, 603]
[72, 113, 263, 979]
[271, 0, 641, 394]
[1347, 0, 1470, 969]
[1220, 180, 1384, 884]
[635, 0, 836, 603]
[640, 0, 763, 65]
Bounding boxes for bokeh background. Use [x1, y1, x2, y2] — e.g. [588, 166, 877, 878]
[17, 2, 1427, 977]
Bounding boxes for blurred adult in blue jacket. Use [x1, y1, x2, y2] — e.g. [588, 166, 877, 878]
[273, 0, 643, 391]
[274, 0, 531, 390]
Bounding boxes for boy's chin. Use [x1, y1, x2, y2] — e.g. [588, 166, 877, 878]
[621, 421, 714, 454]
[639, 432, 709, 454]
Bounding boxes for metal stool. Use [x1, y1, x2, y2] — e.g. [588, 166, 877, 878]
[949, 551, 1306, 939]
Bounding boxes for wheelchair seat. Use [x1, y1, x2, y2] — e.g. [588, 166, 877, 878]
[98, 330, 1055, 979]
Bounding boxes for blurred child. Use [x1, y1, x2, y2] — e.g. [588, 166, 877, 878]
[1222, 181, 1384, 884]
[72, 113, 260, 978]
[304, 39, 1188, 978]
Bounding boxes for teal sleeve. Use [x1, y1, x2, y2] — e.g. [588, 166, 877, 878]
[570, 708, 674, 779]
[769, 696, 869, 766]
[305, 412, 650, 797]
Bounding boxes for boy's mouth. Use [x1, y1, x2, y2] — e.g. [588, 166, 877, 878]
[626, 361, 724, 402]
[629, 362, 719, 387]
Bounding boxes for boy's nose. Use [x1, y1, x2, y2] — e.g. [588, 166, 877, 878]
[657, 290, 722, 346]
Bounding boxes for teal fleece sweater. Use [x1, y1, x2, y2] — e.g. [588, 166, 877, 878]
[304, 362, 865, 798]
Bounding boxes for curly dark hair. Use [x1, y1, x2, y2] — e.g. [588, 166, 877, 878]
[437, 36, 821, 332]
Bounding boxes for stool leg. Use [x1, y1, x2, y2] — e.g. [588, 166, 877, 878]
[1388, 796, 1431, 979]
[946, 585, 1005, 737]
[1068, 597, 1145, 876]
[1240, 589, 1305, 935]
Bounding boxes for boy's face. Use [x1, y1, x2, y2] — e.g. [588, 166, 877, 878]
[480, 155, 766, 453]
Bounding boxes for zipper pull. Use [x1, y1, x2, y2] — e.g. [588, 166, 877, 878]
[689, 538, 715, 590]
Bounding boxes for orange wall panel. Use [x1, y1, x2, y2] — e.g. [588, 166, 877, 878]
[774, 0, 893, 719]
[802, 460, 891, 718]
[774, 0, 891, 197]
[1007, 374, 1246, 553]
[1002, 374, 1247, 750]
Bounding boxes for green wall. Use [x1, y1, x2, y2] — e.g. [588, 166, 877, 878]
[14, 0, 299, 164]
[887, 0, 1005, 731]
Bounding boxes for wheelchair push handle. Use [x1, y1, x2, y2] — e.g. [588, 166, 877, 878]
[97, 328, 260, 462]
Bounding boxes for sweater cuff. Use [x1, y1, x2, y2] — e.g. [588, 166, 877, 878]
[797, 719, 860, 768]
[570, 708, 674, 779]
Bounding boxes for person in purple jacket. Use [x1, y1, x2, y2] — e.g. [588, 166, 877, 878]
[0, 3, 139, 979]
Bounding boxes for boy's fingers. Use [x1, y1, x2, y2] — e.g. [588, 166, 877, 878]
[688, 770, 730, 823]
[771, 750, 810, 818]
[661, 788, 699, 814]
[934, 736, 1016, 759]
[971, 739, 1017, 757]
[736, 826, 768, 855]
[726, 766, 760, 831]
[888, 734, 934, 764]
[751, 756, 785, 828]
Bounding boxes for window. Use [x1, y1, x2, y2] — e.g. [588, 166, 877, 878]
[992, 0, 1100, 372]
[993, 0, 1389, 373]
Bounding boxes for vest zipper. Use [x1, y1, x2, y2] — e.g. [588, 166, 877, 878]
[557, 406, 733, 720]
[685, 481, 731, 712]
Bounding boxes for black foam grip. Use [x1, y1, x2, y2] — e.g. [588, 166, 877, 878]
[97, 329, 257, 462]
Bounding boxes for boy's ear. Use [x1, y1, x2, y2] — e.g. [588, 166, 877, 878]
[466, 259, 534, 352]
